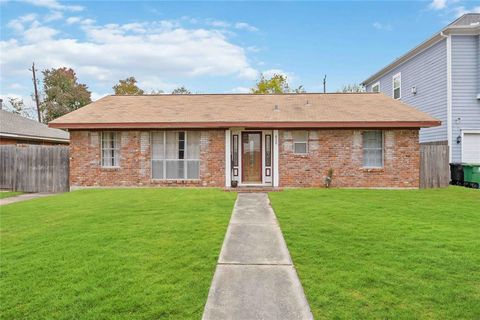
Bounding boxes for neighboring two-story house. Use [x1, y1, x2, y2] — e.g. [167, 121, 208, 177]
[362, 13, 480, 164]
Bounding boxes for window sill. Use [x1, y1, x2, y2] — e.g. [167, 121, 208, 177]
[361, 167, 384, 172]
[150, 179, 201, 184]
[101, 166, 120, 170]
[292, 153, 309, 157]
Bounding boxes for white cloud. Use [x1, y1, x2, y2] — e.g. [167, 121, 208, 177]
[429, 0, 447, 10]
[21, 0, 83, 12]
[23, 26, 59, 42]
[1, 19, 259, 98]
[262, 69, 295, 81]
[44, 11, 63, 22]
[206, 20, 230, 28]
[231, 86, 251, 93]
[373, 22, 393, 31]
[7, 13, 37, 32]
[65, 16, 81, 24]
[454, 5, 480, 17]
[235, 22, 258, 32]
[90, 91, 109, 101]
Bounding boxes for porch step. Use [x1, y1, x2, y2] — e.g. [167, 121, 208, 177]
[224, 187, 283, 193]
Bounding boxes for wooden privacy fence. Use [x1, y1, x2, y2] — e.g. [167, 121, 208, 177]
[419, 143, 450, 189]
[0, 145, 69, 193]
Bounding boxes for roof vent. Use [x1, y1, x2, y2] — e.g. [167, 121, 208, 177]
[274, 104, 280, 111]
[305, 100, 311, 107]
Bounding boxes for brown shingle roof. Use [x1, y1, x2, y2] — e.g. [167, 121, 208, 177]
[49, 93, 440, 129]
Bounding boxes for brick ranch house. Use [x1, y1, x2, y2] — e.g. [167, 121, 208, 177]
[49, 93, 440, 189]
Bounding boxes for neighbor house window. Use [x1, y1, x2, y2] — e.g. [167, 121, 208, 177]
[101, 132, 121, 167]
[393, 73, 401, 99]
[363, 131, 383, 168]
[151, 131, 200, 179]
[292, 131, 308, 154]
[372, 82, 380, 93]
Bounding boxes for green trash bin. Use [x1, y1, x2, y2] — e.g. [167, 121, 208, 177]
[462, 164, 480, 189]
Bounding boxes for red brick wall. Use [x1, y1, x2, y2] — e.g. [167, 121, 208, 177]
[70, 129, 420, 189]
[69, 130, 225, 188]
[278, 129, 420, 188]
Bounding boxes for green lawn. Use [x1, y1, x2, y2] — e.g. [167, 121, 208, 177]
[269, 187, 480, 319]
[0, 188, 236, 319]
[0, 191, 22, 199]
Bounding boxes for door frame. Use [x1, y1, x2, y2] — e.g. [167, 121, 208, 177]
[241, 131, 263, 184]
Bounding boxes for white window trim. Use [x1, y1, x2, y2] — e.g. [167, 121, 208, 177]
[150, 131, 201, 180]
[101, 131, 120, 168]
[392, 72, 401, 100]
[371, 81, 380, 93]
[293, 131, 308, 155]
[362, 130, 384, 168]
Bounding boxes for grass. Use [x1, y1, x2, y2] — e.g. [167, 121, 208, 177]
[0, 191, 22, 199]
[269, 187, 480, 319]
[0, 188, 236, 319]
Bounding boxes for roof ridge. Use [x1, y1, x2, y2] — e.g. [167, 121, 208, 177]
[108, 92, 379, 97]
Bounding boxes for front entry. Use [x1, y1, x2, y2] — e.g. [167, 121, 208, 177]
[242, 132, 262, 183]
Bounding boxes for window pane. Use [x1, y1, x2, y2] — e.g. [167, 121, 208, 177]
[165, 132, 179, 159]
[394, 87, 400, 99]
[187, 160, 200, 179]
[151, 132, 164, 159]
[186, 131, 200, 160]
[152, 160, 164, 179]
[294, 142, 307, 154]
[166, 160, 185, 179]
[292, 131, 308, 142]
[363, 131, 383, 167]
[372, 84, 379, 93]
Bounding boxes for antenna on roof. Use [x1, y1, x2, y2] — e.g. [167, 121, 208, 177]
[323, 75, 327, 93]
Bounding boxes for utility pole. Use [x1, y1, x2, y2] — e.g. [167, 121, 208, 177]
[323, 75, 327, 93]
[29, 62, 41, 122]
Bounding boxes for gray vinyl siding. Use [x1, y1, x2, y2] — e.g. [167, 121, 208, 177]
[451, 35, 480, 163]
[365, 39, 448, 144]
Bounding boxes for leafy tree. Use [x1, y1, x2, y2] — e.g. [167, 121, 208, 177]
[293, 85, 306, 93]
[113, 77, 144, 95]
[41, 67, 92, 123]
[340, 83, 365, 93]
[172, 86, 191, 95]
[7, 97, 25, 115]
[251, 74, 306, 94]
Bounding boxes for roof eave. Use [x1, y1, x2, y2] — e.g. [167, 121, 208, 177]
[48, 120, 441, 130]
[0, 132, 70, 143]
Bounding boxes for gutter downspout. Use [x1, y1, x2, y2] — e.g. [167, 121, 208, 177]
[441, 31, 453, 163]
[478, 34, 480, 99]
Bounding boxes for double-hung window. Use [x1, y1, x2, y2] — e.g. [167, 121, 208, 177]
[101, 132, 120, 167]
[151, 131, 200, 179]
[363, 131, 383, 168]
[372, 82, 380, 93]
[292, 131, 308, 154]
[393, 73, 401, 99]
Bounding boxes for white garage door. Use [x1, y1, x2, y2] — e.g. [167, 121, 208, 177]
[463, 133, 480, 163]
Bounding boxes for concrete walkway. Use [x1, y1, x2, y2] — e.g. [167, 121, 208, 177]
[203, 193, 313, 320]
[0, 193, 56, 206]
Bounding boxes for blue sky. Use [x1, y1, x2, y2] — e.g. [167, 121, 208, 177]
[1, 0, 479, 114]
